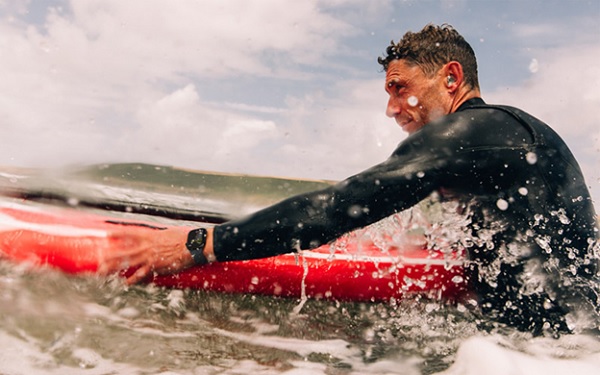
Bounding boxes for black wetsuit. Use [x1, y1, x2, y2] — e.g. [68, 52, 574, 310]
[213, 98, 599, 335]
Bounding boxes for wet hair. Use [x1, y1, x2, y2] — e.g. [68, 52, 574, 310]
[378, 24, 480, 90]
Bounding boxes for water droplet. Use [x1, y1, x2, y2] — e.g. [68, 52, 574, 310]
[529, 58, 539, 73]
[535, 236, 552, 253]
[496, 198, 509, 211]
[407, 96, 419, 107]
[416, 171, 425, 178]
[526, 152, 537, 165]
[451, 275, 464, 284]
[425, 303, 439, 313]
[569, 264, 577, 275]
[518, 187, 528, 196]
[552, 209, 571, 225]
[347, 205, 364, 218]
[364, 328, 375, 341]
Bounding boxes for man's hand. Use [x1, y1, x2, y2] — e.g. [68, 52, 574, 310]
[98, 226, 195, 285]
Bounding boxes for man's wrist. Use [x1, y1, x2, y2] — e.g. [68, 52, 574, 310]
[186, 228, 215, 265]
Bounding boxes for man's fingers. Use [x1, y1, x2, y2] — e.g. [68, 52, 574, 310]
[126, 264, 152, 285]
[97, 245, 150, 275]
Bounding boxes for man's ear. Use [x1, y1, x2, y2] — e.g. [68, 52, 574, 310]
[443, 61, 464, 92]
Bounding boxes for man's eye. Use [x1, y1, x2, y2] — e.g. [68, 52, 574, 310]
[386, 82, 405, 95]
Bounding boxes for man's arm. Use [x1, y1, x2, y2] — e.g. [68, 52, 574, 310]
[99, 123, 461, 283]
[98, 151, 441, 284]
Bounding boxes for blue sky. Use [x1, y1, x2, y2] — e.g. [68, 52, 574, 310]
[0, 0, 599, 202]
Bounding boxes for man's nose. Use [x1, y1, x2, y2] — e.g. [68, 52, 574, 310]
[386, 97, 400, 118]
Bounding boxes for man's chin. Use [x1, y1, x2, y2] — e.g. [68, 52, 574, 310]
[400, 122, 420, 134]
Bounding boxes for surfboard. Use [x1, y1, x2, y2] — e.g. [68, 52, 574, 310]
[0, 200, 466, 302]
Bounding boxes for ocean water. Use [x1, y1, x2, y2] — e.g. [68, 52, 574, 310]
[0, 164, 599, 374]
[1, 262, 600, 375]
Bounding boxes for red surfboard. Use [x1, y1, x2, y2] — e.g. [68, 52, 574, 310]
[0, 200, 466, 302]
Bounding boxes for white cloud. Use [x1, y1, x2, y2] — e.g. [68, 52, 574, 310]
[121, 84, 280, 169]
[511, 23, 561, 39]
[0, 0, 357, 168]
[64, 0, 355, 78]
[485, 43, 600, 203]
[0, 0, 29, 15]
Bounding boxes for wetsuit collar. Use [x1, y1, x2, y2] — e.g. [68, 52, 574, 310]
[456, 97, 485, 112]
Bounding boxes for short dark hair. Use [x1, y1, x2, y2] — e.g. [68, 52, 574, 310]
[378, 24, 480, 90]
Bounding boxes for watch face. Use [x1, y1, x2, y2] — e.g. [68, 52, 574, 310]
[186, 228, 209, 265]
[187, 228, 207, 250]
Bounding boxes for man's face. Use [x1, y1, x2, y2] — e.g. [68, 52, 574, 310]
[384, 59, 449, 134]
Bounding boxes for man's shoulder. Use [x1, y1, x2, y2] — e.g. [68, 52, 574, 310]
[437, 101, 571, 152]
[421, 102, 537, 146]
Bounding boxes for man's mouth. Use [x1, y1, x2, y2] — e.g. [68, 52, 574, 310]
[397, 117, 413, 129]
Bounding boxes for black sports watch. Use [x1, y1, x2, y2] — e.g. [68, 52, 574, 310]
[186, 228, 210, 265]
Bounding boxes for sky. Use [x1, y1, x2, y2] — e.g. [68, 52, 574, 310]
[0, 0, 599, 202]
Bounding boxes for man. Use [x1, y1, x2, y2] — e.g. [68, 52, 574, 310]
[101, 24, 599, 335]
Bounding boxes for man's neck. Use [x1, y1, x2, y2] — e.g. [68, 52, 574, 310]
[450, 87, 481, 113]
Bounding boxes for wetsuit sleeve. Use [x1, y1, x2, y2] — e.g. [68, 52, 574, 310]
[212, 130, 456, 262]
